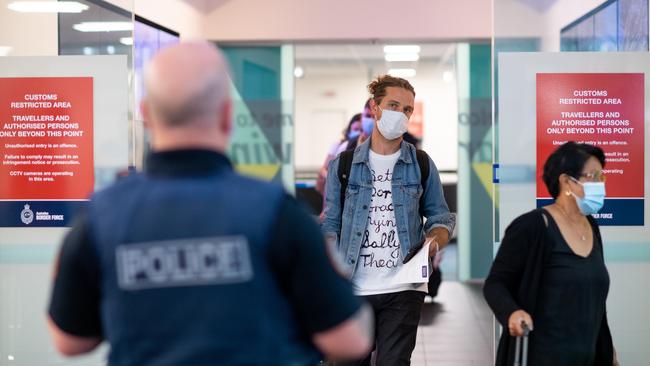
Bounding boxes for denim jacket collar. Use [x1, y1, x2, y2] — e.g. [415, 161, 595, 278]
[352, 137, 414, 165]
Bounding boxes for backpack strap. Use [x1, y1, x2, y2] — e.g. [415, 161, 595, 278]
[337, 150, 354, 215]
[416, 149, 430, 218]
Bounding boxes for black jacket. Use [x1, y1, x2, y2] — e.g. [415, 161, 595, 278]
[483, 209, 613, 366]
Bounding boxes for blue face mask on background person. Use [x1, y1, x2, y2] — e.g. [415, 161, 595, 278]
[361, 116, 374, 135]
[570, 177, 606, 215]
[347, 129, 361, 140]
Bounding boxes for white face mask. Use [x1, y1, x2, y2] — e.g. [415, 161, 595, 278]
[377, 107, 408, 140]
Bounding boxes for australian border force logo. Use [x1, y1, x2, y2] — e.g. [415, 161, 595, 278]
[116, 236, 253, 290]
[20, 204, 34, 225]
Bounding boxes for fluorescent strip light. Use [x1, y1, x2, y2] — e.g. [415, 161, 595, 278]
[388, 68, 416, 78]
[384, 53, 420, 62]
[8, 1, 88, 13]
[0, 46, 13, 56]
[73, 21, 132, 32]
[120, 37, 133, 46]
[383, 45, 421, 54]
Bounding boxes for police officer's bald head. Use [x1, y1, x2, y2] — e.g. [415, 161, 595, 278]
[142, 41, 232, 151]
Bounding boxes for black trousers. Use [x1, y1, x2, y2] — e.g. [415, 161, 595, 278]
[338, 290, 425, 366]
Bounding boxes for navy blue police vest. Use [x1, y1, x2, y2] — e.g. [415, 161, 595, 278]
[87, 164, 318, 366]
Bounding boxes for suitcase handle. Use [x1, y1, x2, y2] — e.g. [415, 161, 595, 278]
[514, 322, 530, 366]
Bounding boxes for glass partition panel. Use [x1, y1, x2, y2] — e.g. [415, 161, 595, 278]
[0, 0, 133, 364]
[494, 0, 650, 364]
[219, 45, 295, 193]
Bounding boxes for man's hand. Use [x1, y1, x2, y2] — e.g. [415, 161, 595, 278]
[427, 227, 450, 256]
[426, 236, 439, 257]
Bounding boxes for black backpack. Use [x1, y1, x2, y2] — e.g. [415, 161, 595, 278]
[337, 148, 430, 218]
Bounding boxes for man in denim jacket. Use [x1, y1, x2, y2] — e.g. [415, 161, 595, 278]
[322, 75, 456, 366]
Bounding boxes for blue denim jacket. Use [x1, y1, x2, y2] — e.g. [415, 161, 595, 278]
[321, 138, 456, 277]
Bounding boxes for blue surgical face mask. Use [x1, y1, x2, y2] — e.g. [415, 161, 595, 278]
[570, 177, 606, 215]
[347, 129, 361, 140]
[361, 116, 374, 135]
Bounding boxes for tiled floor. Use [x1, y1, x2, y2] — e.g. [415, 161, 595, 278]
[411, 281, 495, 366]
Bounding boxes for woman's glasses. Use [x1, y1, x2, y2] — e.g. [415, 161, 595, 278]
[579, 171, 606, 182]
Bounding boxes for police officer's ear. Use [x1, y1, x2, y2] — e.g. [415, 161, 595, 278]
[141, 99, 152, 130]
[220, 99, 233, 136]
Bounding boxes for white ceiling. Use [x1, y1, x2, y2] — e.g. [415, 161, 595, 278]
[181, 0, 232, 13]
[515, 0, 559, 12]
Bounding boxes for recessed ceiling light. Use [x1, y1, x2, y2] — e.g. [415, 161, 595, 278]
[384, 53, 420, 62]
[388, 68, 416, 78]
[73, 21, 132, 32]
[294, 66, 304, 78]
[383, 45, 421, 54]
[8, 1, 88, 13]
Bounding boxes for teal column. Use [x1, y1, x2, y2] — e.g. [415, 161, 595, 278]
[457, 43, 493, 281]
[219, 45, 294, 192]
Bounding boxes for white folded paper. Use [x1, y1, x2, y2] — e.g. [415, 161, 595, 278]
[390, 243, 430, 285]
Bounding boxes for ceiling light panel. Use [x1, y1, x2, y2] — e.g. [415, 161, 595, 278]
[388, 68, 417, 78]
[73, 21, 132, 32]
[8, 1, 88, 13]
[383, 45, 421, 54]
[384, 53, 420, 62]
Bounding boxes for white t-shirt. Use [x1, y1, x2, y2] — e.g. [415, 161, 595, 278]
[352, 149, 427, 296]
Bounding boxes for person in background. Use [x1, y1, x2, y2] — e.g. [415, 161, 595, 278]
[316, 113, 363, 196]
[322, 75, 455, 365]
[360, 98, 374, 140]
[46, 41, 373, 366]
[484, 141, 618, 366]
[341, 99, 374, 153]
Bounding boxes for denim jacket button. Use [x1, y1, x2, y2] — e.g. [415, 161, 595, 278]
[356, 232, 361, 236]
[362, 205, 368, 209]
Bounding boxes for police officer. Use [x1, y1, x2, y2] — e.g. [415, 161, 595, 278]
[47, 41, 372, 365]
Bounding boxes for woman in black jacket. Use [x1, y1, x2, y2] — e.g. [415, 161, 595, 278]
[484, 142, 618, 366]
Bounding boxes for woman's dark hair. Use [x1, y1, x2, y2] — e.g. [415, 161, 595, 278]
[342, 113, 362, 141]
[542, 141, 606, 198]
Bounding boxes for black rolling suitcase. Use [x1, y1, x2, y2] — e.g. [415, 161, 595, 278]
[513, 323, 530, 366]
